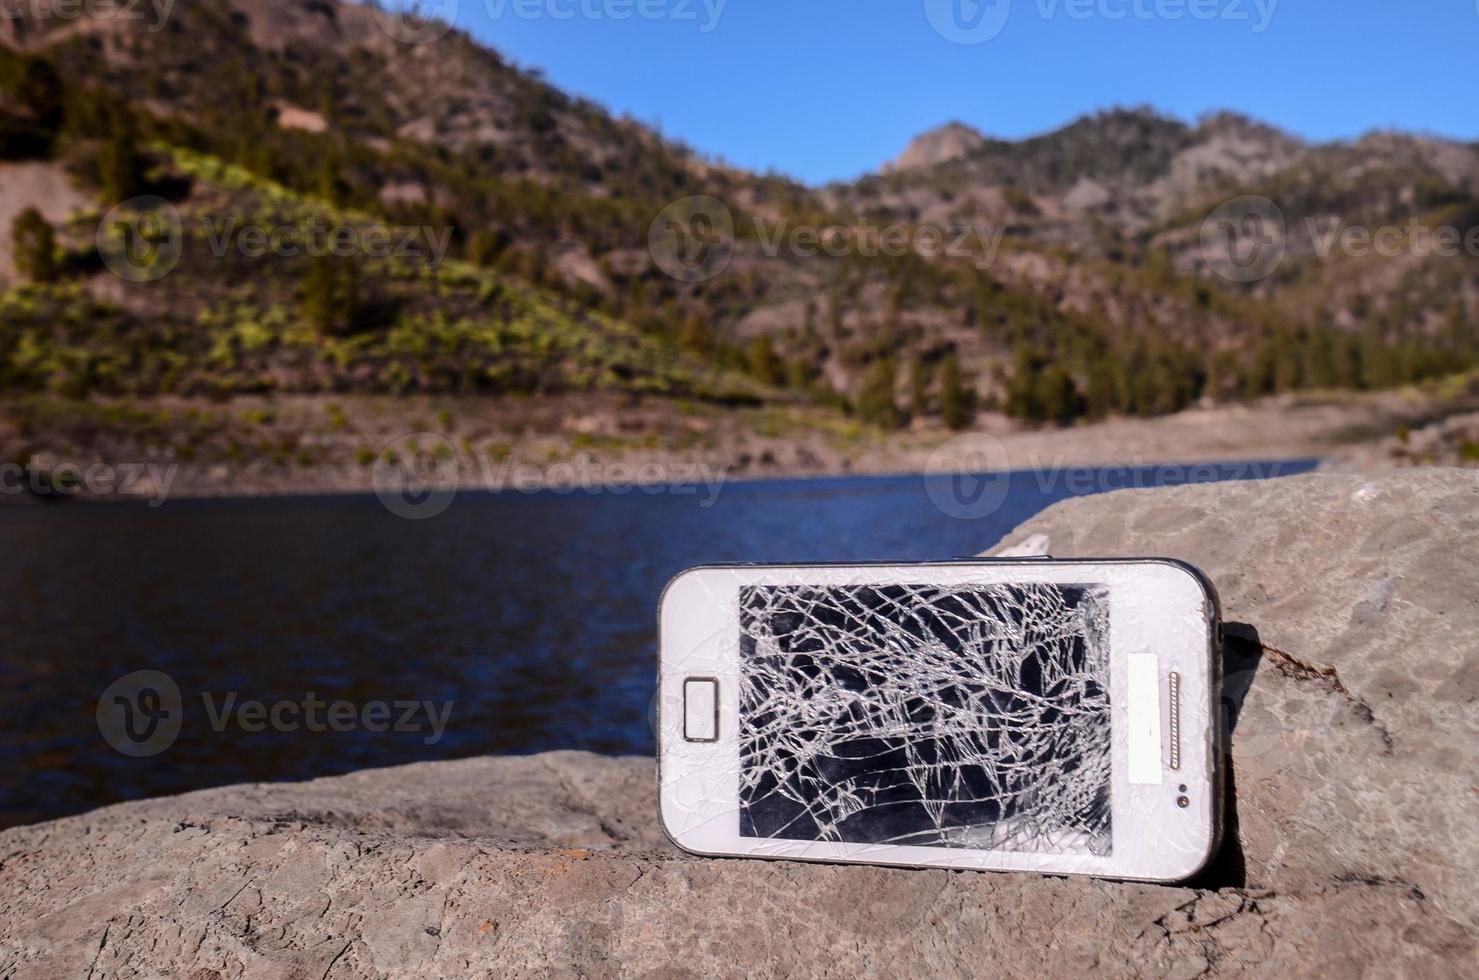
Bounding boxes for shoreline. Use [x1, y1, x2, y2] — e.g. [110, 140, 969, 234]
[0, 451, 1323, 507]
[0, 385, 1466, 504]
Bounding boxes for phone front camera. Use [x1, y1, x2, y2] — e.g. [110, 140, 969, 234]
[1176, 795, 1190, 809]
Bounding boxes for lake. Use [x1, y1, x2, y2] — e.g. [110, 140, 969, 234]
[0, 458, 1315, 828]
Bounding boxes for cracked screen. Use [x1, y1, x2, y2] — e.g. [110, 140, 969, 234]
[738, 583, 1112, 854]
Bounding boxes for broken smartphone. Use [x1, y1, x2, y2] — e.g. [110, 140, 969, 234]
[656, 560, 1222, 882]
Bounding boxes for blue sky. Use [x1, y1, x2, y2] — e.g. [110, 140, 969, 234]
[450, 0, 1479, 185]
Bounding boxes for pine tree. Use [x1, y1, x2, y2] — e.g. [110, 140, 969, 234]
[1272, 327, 1301, 393]
[1083, 359, 1123, 420]
[786, 358, 818, 391]
[11, 208, 56, 282]
[98, 106, 145, 203]
[467, 229, 508, 267]
[679, 313, 713, 355]
[318, 147, 351, 207]
[1034, 366, 1081, 425]
[1004, 342, 1046, 421]
[1333, 332, 1364, 389]
[302, 254, 361, 336]
[883, 281, 904, 336]
[828, 286, 845, 340]
[1304, 326, 1337, 390]
[909, 354, 931, 419]
[1359, 324, 1393, 390]
[939, 352, 973, 431]
[1243, 338, 1278, 400]
[746, 335, 783, 386]
[0, 55, 63, 158]
[16, 56, 63, 132]
[856, 357, 901, 429]
[1205, 350, 1241, 403]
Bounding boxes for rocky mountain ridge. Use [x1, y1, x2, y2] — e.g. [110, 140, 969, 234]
[885, 120, 988, 172]
[2, 0, 1477, 436]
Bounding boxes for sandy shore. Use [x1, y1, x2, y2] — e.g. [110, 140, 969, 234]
[0, 386, 1469, 504]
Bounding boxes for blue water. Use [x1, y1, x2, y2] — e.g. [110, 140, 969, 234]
[0, 459, 1315, 827]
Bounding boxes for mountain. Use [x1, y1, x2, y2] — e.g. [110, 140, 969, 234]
[885, 122, 987, 173]
[1, 0, 1477, 441]
[833, 107, 1479, 414]
[0, 0, 791, 406]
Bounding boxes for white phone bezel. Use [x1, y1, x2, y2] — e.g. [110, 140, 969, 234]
[656, 560, 1221, 883]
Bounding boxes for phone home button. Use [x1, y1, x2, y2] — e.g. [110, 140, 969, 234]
[683, 678, 719, 742]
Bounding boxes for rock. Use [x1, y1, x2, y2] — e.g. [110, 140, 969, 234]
[885, 122, 988, 172]
[2, 471, 1476, 977]
[988, 471, 1479, 922]
[0, 161, 93, 283]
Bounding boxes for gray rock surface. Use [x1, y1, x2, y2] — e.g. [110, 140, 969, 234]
[2, 470, 1476, 977]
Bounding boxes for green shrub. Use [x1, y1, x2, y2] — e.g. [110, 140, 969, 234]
[301, 253, 362, 336]
[10, 208, 56, 282]
[746, 335, 783, 386]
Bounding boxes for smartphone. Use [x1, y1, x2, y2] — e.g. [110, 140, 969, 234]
[656, 559, 1222, 882]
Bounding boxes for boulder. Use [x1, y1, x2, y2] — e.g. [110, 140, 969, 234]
[1, 471, 1476, 977]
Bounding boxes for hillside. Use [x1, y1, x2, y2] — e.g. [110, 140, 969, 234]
[834, 107, 1479, 415]
[1, 0, 1477, 489]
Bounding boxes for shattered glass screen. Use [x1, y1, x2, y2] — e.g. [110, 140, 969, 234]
[738, 583, 1112, 854]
